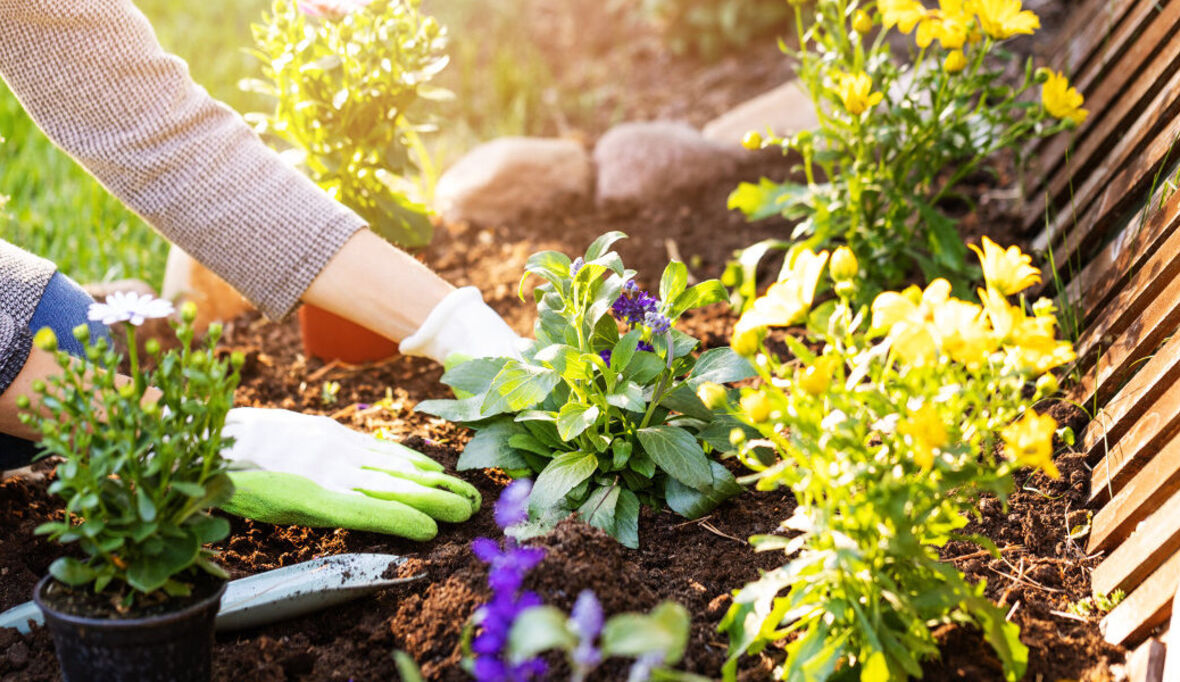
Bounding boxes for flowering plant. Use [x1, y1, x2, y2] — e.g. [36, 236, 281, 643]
[638, 0, 791, 60]
[460, 480, 697, 682]
[418, 232, 755, 547]
[711, 240, 1073, 680]
[726, 0, 1087, 305]
[20, 301, 243, 602]
[245, 0, 447, 247]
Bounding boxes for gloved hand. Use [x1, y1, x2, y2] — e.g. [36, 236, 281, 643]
[399, 286, 526, 363]
[217, 408, 480, 540]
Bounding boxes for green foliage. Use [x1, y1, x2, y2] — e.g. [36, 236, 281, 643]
[728, 0, 1080, 306]
[21, 307, 243, 601]
[418, 233, 754, 547]
[246, 0, 447, 247]
[714, 241, 1076, 680]
[1067, 590, 1125, 618]
[637, 0, 792, 60]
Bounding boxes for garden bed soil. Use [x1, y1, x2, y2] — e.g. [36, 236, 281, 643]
[0, 152, 1123, 680]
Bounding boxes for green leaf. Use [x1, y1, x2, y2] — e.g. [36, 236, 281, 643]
[530, 451, 599, 510]
[659, 383, 713, 421]
[601, 601, 691, 662]
[611, 329, 643, 374]
[669, 280, 728, 319]
[660, 261, 688, 306]
[127, 533, 199, 594]
[535, 345, 592, 382]
[557, 403, 599, 441]
[727, 179, 809, 222]
[637, 426, 713, 491]
[966, 596, 1029, 682]
[607, 382, 646, 413]
[459, 420, 531, 471]
[393, 651, 426, 682]
[665, 461, 742, 519]
[48, 557, 96, 586]
[689, 348, 755, 386]
[441, 357, 511, 397]
[169, 481, 206, 497]
[509, 606, 577, 661]
[415, 396, 488, 422]
[189, 513, 230, 544]
[585, 231, 628, 261]
[136, 487, 157, 523]
[615, 489, 640, 549]
[625, 352, 666, 384]
[523, 250, 573, 291]
[482, 363, 562, 414]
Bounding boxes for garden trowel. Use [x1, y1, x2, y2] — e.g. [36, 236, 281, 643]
[0, 553, 421, 634]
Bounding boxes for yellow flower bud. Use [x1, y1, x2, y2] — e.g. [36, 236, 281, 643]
[852, 9, 873, 34]
[72, 324, 90, 344]
[944, 50, 968, 73]
[729, 427, 747, 447]
[697, 382, 728, 410]
[740, 391, 773, 423]
[145, 338, 161, 356]
[33, 327, 58, 352]
[798, 356, 839, 396]
[830, 246, 859, 282]
[1034, 373, 1059, 398]
[742, 131, 763, 151]
[180, 301, 198, 324]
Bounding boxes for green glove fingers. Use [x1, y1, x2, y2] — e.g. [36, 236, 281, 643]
[355, 471, 477, 524]
[372, 439, 446, 473]
[222, 471, 438, 541]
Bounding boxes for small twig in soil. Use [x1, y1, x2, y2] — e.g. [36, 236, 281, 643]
[944, 545, 1024, 563]
[1049, 609, 1090, 623]
[670, 515, 711, 529]
[307, 360, 343, 382]
[699, 520, 745, 544]
[1005, 600, 1021, 622]
[987, 564, 1065, 594]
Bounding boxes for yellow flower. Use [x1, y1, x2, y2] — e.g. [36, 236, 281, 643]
[934, 0, 972, 48]
[931, 299, 995, 365]
[740, 392, 773, 423]
[977, 286, 1016, 340]
[853, 9, 874, 33]
[733, 248, 829, 354]
[1001, 410, 1060, 478]
[944, 49, 968, 72]
[973, 0, 1039, 38]
[742, 131, 763, 150]
[1041, 70, 1089, 125]
[798, 356, 840, 395]
[1006, 314, 1076, 374]
[969, 236, 1041, 296]
[879, 0, 930, 32]
[834, 71, 884, 116]
[899, 403, 948, 469]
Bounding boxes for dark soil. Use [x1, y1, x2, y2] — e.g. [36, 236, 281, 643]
[38, 573, 224, 621]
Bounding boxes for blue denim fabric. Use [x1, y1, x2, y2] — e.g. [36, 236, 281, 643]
[1, 272, 112, 469]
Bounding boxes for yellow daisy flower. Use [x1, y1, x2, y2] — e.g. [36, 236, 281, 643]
[1041, 70, 1089, 125]
[969, 236, 1041, 296]
[973, 0, 1039, 39]
[1001, 410, 1060, 478]
[834, 71, 885, 115]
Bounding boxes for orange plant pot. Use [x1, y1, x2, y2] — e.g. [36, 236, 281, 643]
[298, 304, 399, 364]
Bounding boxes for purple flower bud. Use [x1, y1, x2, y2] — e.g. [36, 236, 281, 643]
[570, 257, 585, 277]
[644, 311, 671, 335]
[494, 479, 533, 530]
[637, 341, 655, 353]
[627, 651, 666, 682]
[599, 349, 612, 365]
[570, 591, 604, 669]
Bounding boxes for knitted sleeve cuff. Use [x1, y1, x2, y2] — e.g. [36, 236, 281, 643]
[0, 315, 33, 399]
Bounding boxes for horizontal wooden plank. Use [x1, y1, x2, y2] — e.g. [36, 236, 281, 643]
[1088, 369, 1180, 504]
[1033, 66, 1180, 269]
[1080, 331, 1180, 463]
[1069, 259, 1180, 419]
[1065, 182, 1180, 323]
[1102, 547, 1180, 646]
[1026, 0, 1176, 220]
[1092, 486, 1180, 596]
[1088, 425, 1180, 552]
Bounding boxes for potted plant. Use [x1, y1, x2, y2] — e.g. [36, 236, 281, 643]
[245, 0, 448, 363]
[18, 297, 243, 682]
[418, 232, 758, 547]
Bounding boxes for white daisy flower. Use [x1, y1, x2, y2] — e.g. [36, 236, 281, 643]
[87, 292, 175, 327]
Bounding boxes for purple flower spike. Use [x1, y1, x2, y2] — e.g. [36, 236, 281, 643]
[599, 349, 612, 365]
[570, 590, 604, 670]
[644, 311, 671, 335]
[494, 479, 533, 530]
[627, 651, 666, 682]
[570, 257, 585, 277]
[611, 286, 659, 327]
[637, 341, 655, 353]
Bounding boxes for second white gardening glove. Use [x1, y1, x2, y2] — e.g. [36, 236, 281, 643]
[217, 407, 480, 540]
[399, 286, 526, 363]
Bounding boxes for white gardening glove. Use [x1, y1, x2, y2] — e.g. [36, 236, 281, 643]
[399, 286, 525, 363]
[217, 407, 480, 539]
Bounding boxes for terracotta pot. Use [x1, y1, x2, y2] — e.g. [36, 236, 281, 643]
[298, 304, 399, 364]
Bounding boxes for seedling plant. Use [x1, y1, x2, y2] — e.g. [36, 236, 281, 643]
[419, 232, 756, 547]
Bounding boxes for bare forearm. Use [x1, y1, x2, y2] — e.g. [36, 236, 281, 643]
[302, 230, 454, 341]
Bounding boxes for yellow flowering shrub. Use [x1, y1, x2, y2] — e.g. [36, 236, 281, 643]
[726, 0, 1087, 308]
[713, 239, 1073, 681]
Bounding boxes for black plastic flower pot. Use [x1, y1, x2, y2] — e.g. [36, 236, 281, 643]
[33, 574, 226, 682]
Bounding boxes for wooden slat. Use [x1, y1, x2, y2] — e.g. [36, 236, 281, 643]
[1024, 0, 1180, 232]
[1092, 487, 1180, 596]
[1088, 425, 1180, 552]
[1069, 259, 1180, 419]
[1088, 371, 1180, 505]
[1127, 637, 1166, 682]
[1046, 0, 1128, 76]
[1033, 63, 1180, 268]
[1024, 0, 1170, 214]
[1080, 331, 1180, 464]
[1101, 547, 1180, 645]
[1065, 183, 1180, 323]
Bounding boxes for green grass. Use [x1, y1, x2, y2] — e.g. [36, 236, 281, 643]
[0, 0, 566, 286]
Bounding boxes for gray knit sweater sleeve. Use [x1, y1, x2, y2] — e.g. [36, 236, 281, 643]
[0, 242, 53, 396]
[0, 0, 368, 322]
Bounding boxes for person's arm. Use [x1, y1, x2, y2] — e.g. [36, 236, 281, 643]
[0, 0, 365, 322]
[0, 346, 62, 440]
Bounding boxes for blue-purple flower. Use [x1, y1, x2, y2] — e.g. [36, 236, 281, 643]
[611, 284, 659, 327]
[570, 257, 586, 278]
[644, 311, 671, 335]
[599, 341, 654, 366]
[471, 480, 548, 682]
[569, 590, 604, 672]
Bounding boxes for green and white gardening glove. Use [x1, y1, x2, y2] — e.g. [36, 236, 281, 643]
[399, 286, 527, 363]
[217, 408, 480, 541]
